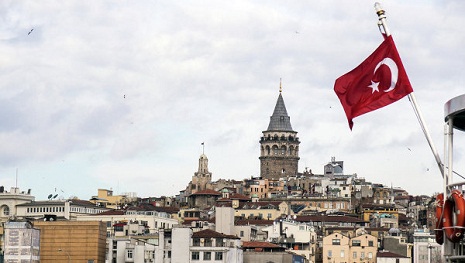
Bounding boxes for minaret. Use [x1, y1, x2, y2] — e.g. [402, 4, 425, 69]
[259, 81, 300, 179]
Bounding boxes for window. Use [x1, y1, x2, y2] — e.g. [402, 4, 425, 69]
[2, 206, 10, 216]
[353, 252, 357, 259]
[328, 250, 332, 257]
[127, 250, 133, 259]
[193, 238, 201, 246]
[352, 240, 361, 246]
[240, 231, 244, 237]
[361, 252, 365, 259]
[340, 250, 345, 258]
[203, 252, 211, 260]
[368, 252, 373, 258]
[368, 240, 374, 246]
[215, 252, 223, 260]
[216, 238, 224, 247]
[204, 238, 212, 247]
[191, 252, 200, 260]
[332, 239, 340, 245]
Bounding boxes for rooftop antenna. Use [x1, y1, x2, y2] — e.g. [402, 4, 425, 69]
[201, 142, 205, 154]
[15, 168, 18, 188]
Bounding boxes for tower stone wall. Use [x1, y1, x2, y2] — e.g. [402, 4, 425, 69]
[259, 90, 300, 179]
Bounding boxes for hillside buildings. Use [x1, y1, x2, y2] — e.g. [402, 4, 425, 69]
[0, 86, 440, 263]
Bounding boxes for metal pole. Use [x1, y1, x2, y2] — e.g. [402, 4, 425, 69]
[374, 2, 445, 178]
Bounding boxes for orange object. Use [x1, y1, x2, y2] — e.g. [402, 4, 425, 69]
[442, 190, 465, 243]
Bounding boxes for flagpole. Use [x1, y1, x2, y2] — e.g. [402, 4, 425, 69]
[374, 2, 444, 178]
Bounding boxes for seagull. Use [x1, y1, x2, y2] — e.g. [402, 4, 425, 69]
[28, 29, 34, 35]
[407, 147, 411, 151]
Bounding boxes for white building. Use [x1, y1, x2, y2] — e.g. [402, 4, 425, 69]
[0, 187, 34, 222]
[412, 228, 443, 263]
[76, 208, 178, 237]
[15, 199, 110, 220]
[107, 227, 243, 263]
[262, 217, 317, 262]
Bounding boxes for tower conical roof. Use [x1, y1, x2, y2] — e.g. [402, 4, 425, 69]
[267, 93, 294, 132]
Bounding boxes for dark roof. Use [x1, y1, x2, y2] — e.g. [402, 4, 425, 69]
[377, 251, 408, 258]
[152, 206, 180, 214]
[235, 219, 274, 226]
[95, 210, 125, 216]
[192, 229, 239, 239]
[70, 199, 99, 206]
[362, 203, 396, 209]
[296, 215, 367, 223]
[17, 199, 97, 207]
[266, 93, 294, 132]
[243, 241, 282, 248]
[324, 226, 390, 232]
[238, 201, 283, 209]
[182, 218, 215, 226]
[217, 193, 250, 201]
[190, 189, 221, 196]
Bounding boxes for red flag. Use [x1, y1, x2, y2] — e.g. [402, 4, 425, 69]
[334, 35, 413, 129]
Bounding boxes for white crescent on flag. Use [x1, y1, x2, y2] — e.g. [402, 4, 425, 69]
[373, 57, 399, 92]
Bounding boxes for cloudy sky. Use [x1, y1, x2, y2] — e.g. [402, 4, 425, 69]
[1, 1, 464, 200]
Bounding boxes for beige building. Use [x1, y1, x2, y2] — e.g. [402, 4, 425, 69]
[362, 204, 399, 228]
[90, 189, 133, 209]
[33, 220, 106, 262]
[322, 232, 377, 263]
[235, 201, 290, 220]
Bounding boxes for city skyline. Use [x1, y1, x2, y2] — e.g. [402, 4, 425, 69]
[1, 1, 464, 200]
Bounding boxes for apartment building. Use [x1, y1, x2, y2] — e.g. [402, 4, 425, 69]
[322, 232, 377, 263]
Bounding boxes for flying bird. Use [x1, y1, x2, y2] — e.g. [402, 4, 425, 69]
[28, 29, 34, 35]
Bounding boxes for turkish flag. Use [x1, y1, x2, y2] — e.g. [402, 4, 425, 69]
[334, 35, 413, 129]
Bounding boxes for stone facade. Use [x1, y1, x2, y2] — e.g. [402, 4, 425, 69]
[260, 90, 300, 179]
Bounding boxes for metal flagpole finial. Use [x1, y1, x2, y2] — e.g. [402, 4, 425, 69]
[374, 2, 385, 17]
[279, 78, 282, 93]
[374, 2, 390, 37]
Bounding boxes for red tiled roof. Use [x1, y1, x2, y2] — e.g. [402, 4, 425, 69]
[242, 241, 281, 248]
